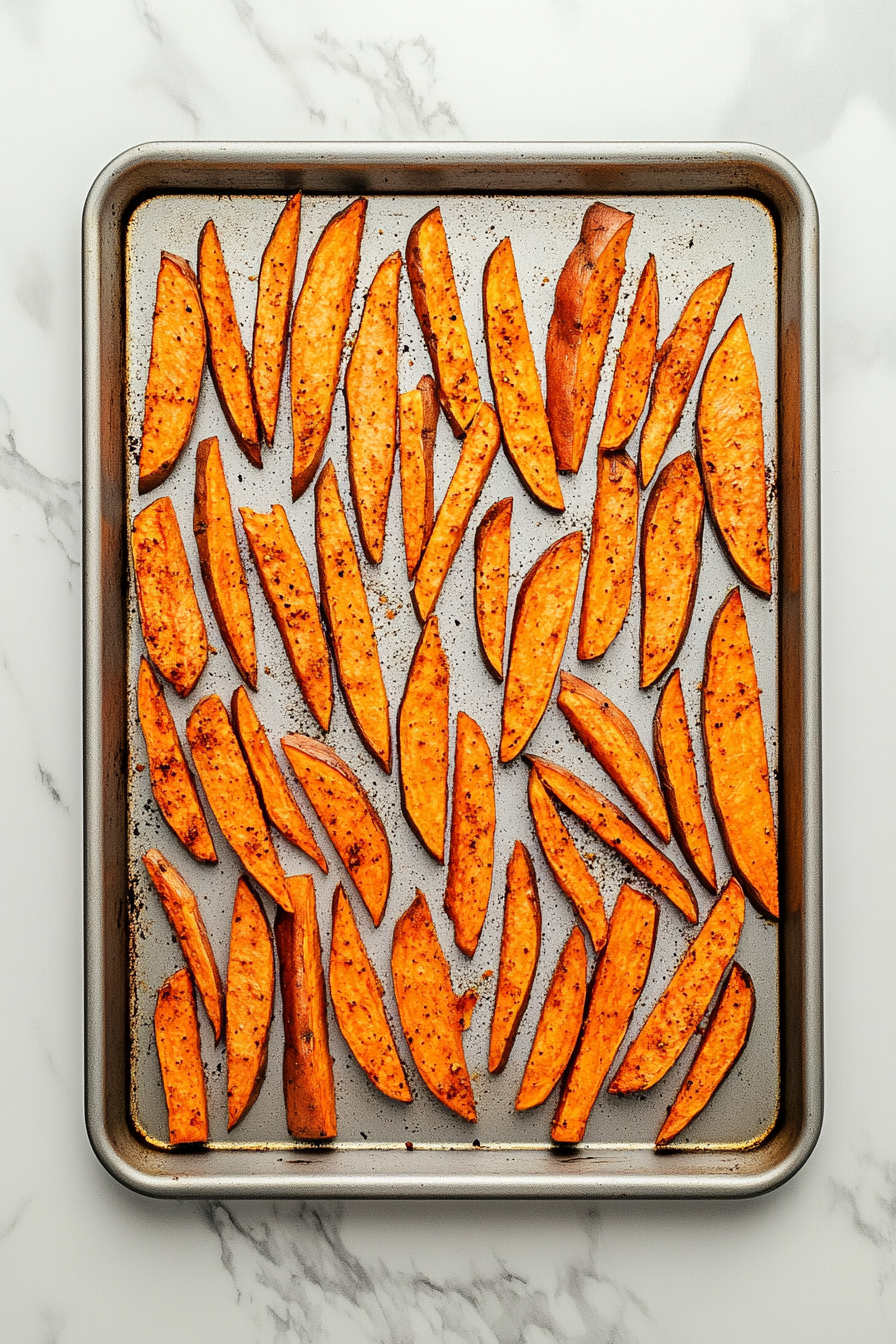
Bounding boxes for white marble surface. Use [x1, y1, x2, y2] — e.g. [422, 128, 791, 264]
[1, 0, 894, 1338]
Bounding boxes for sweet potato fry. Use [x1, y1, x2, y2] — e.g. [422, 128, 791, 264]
[315, 461, 391, 770]
[198, 220, 261, 467]
[499, 531, 583, 763]
[483, 237, 564, 511]
[399, 615, 450, 862]
[527, 757, 698, 922]
[186, 694, 291, 911]
[412, 402, 501, 622]
[599, 255, 659, 449]
[138, 251, 206, 493]
[488, 842, 542, 1073]
[653, 670, 716, 891]
[193, 436, 257, 688]
[391, 889, 476, 1120]
[610, 877, 745, 1094]
[640, 452, 704, 688]
[281, 734, 391, 926]
[275, 875, 337, 1140]
[406, 206, 482, 436]
[528, 769, 607, 952]
[137, 658, 216, 862]
[155, 969, 208, 1145]
[515, 926, 588, 1111]
[546, 202, 633, 472]
[696, 315, 772, 596]
[240, 502, 333, 732]
[231, 687, 327, 872]
[290, 198, 367, 498]
[132, 496, 208, 697]
[474, 496, 513, 681]
[444, 712, 496, 956]
[329, 884, 411, 1103]
[558, 671, 671, 842]
[551, 884, 658, 1143]
[251, 192, 301, 446]
[577, 448, 639, 660]
[143, 848, 224, 1041]
[702, 589, 778, 917]
[639, 263, 733, 486]
[398, 376, 438, 579]
[226, 878, 275, 1129]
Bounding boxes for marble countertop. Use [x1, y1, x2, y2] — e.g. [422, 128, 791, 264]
[2, 0, 894, 1338]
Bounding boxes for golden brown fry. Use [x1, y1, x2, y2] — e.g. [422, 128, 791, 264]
[251, 192, 301, 446]
[653, 670, 716, 891]
[488, 842, 542, 1073]
[290, 198, 367, 498]
[276, 875, 337, 1140]
[577, 448, 639, 660]
[198, 220, 261, 467]
[138, 251, 206, 493]
[515, 926, 588, 1111]
[132, 496, 208, 697]
[155, 968, 208, 1145]
[398, 615, 450, 862]
[193, 436, 257, 689]
[599, 255, 659, 449]
[137, 658, 217, 863]
[444, 712, 496, 956]
[527, 769, 607, 952]
[226, 878, 275, 1129]
[143, 848, 224, 1041]
[640, 452, 704, 689]
[474, 496, 513, 681]
[398, 376, 438, 579]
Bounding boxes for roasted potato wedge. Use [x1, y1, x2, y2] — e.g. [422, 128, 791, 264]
[527, 769, 607, 952]
[653, 670, 716, 891]
[444, 712, 496, 956]
[610, 877, 745, 1094]
[290, 197, 366, 498]
[240, 502, 333, 732]
[398, 615, 450, 863]
[696, 315, 772, 596]
[251, 192, 301, 446]
[515, 926, 588, 1111]
[488, 841, 542, 1073]
[577, 448, 639, 660]
[138, 251, 206, 493]
[281, 734, 391, 926]
[132, 496, 208, 697]
[412, 402, 501, 623]
[391, 889, 476, 1120]
[137, 658, 216, 863]
[702, 589, 778, 917]
[551, 884, 658, 1143]
[155, 968, 208, 1145]
[474, 496, 513, 681]
[640, 452, 704, 688]
[194, 436, 257, 688]
[398, 375, 438, 579]
[483, 237, 564, 511]
[500, 531, 583, 763]
[546, 202, 633, 472]
[329, 884, 411, 1103]
[276, 875, 337, 1140]
[599, 255, 659, 450]
[226, 878, 275, 1130]
[143, 848, 224, 1042]
[198, 220, 261, 467]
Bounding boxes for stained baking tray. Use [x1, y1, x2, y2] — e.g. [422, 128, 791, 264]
[83, 142, 820, 1198]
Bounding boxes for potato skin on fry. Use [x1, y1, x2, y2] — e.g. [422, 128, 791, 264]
[193, 436, 257, 689]
[137, 658, 216, 862]
[528, 769, 607, 952]
[276, 875, 337, 1140]
[653, 670, 716, 892]
[226, 878, 275, 1130]
[474, 497, 513, 681]
[515, 926, 588, 1111]
[133, 496, 208, 698]
[143, 848, 224, 1041]
[198, 220, 262, 467]
[398, 376, 438, 579]
[398, 615, 450, 863]
[640, 452, 704, 689]
[599, 255, 659, 450]
[444, 712, 496, 956]
[489, 842, 542, 1073]
[139, 251, 206, 494]
[578, 448, 639, 661]
[155, 968, 208, 1145]
[251, 192, 301, 447]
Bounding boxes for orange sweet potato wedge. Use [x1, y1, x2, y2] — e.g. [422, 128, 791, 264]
[281, 734, 391, 925]
[193, 436, 258, 688]
[290, 198, 367, 498]
[412, 401, 501, 622]
[391, 889, 476, 1120]
[551, 883, 658, 1143]
[500, 531, 583, 763]
[329, 883, 411, 1103]
[655, 962, 755, 1147]
[639, 263, 733, 486]
[702, 589, 778, 917]
[138, 251, 206, 493]
[275, 874, 337, 1140]
[484, 237, 564, 512]
[558, 671, 671, 842]
[226, 877, 275, 1130]
[406, 206, 482, 436]
[398, 375, 438, 579]
[577, 448, 639, 660]
[654, 670, 716, 892]
[240, 503, 333, 731]
[231, 687, 328, 872]
[599, 255, 659, 450]
[399, 615, 450, 862]
[137, 658, 217, 863]
[143, 848, 224, 1041]
[488, 841, 542, 1073]
[155, 968, 208, 1145]
[346, 251, 401, 564]
[696, 315, 772, 596]
[444, 711, 496, 956]
[546, 202, 633, 473]
[251, 192, 301, 446]
[132, 496, 208, 697]
[528, 769, 607, 952]
[186, 694, 291, 911]
[515, 926, 588, 1111]
[640, 452, 704, 688]
[610, 876, 745, 1095]
[474, 496, 513, 681]
[198, 220, 262, 467]
[315, 461, 391, 770]
[528, 756, 698, 922]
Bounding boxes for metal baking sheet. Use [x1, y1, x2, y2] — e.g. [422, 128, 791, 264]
[83, 143, 821, 1198]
